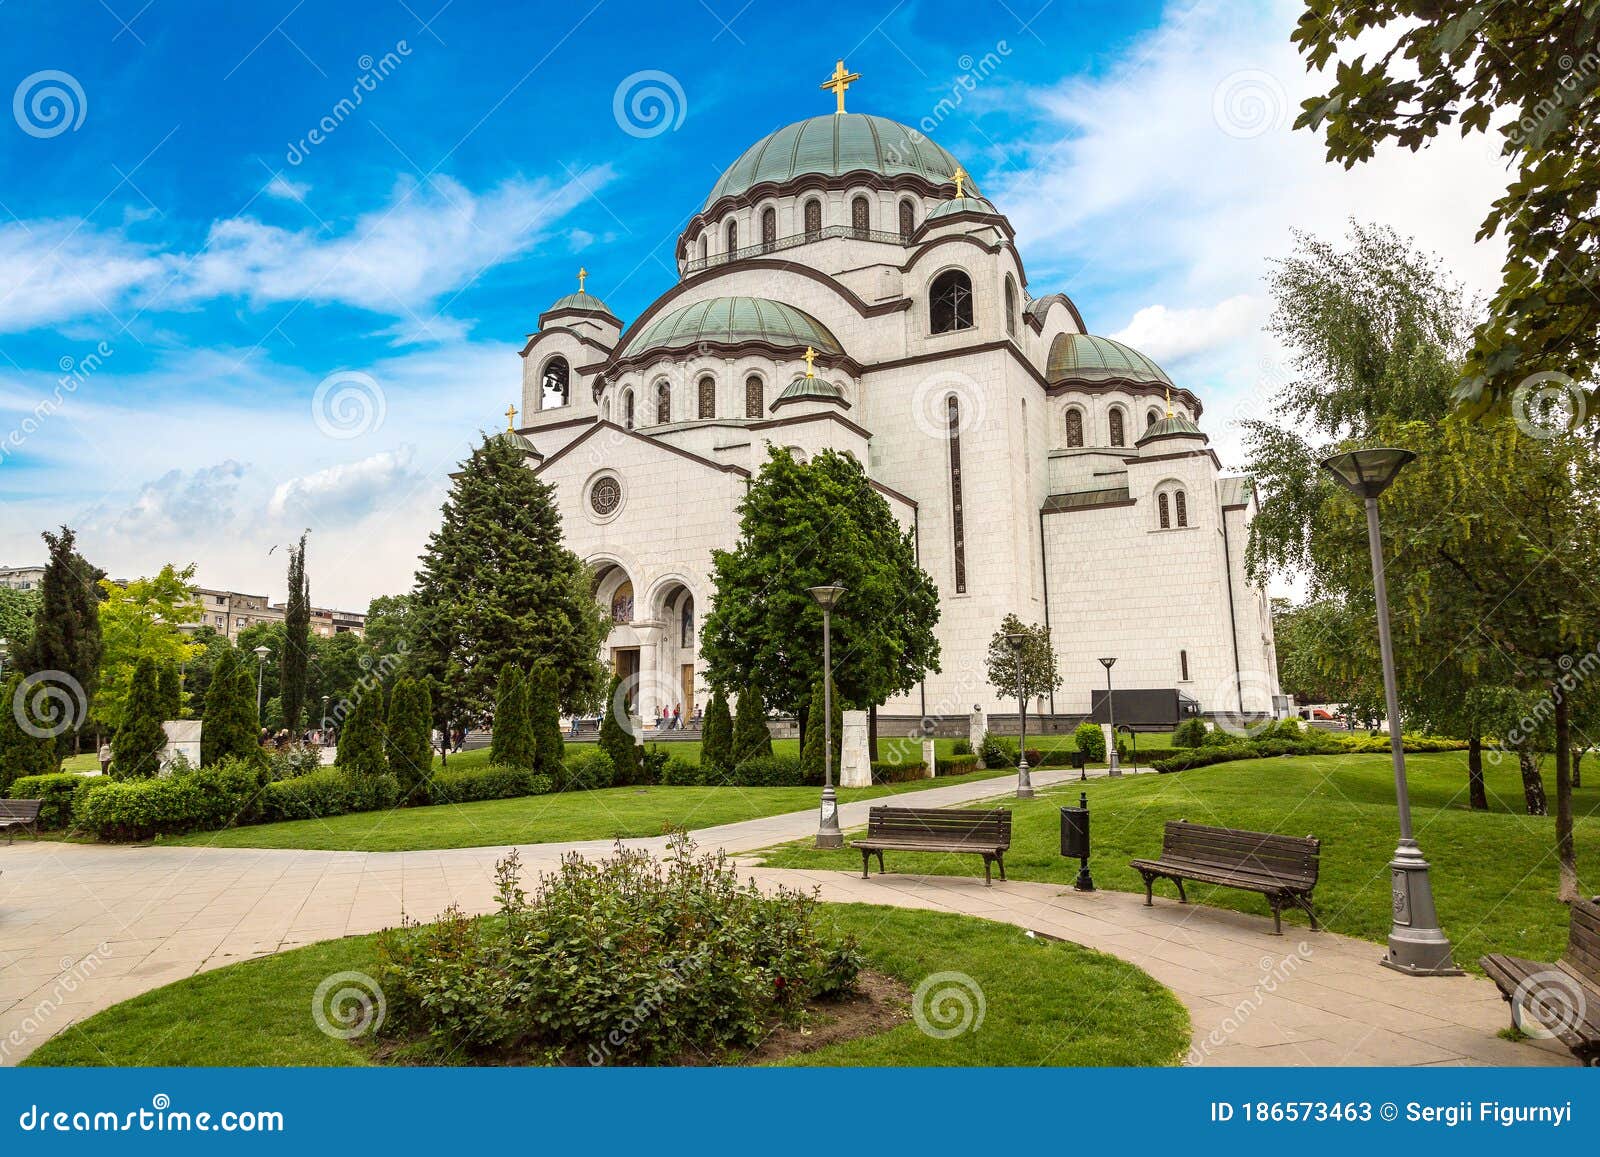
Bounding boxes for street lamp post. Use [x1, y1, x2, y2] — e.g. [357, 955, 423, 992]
[1003, 632, 1033, 799]
[253, 644, 270, 726]
[0, 637, 8, 679]
[1098, 658, 1121, 777]
[807, 584, 847, 849]
[321, 695, 331, 743]
[1321, 447, 1459, 976]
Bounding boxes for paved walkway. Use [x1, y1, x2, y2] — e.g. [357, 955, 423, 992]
[0, 770, 1571, 1067]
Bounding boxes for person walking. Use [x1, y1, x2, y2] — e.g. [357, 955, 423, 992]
[97, 740, 112, 776]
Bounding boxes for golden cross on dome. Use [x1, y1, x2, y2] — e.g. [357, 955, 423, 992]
[577, 267, 588, 294]
[953, 165, 967, 198]
[803, 346, 817, 377]
[820, 59, 860, 115]
[1164, 385, 1173, 419]
[505, 403, 518, 430]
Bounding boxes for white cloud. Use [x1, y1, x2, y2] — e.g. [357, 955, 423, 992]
[0, 219, 168, 333]
[93, 461, 248, 536]
[267, 446, 423, 523]
[1110, 295, 1259, 365]
[263, 174, 311, 202]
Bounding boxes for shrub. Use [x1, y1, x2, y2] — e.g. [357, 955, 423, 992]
[489, 664, 535, 770]
[427, 764, 552, 805]
[706, 754, 808, 787]
[1073, 721, 1105, 762]
[1173, 717, 1208, 748]
[266, 743, 324, 781]
[980, 732, 1016, 767]
[336, 686, 388, 777]
[599, 675, 642, 785]
[561, 747, 615, 791]
[262, 767, 398, 822]
[112, 656, 167, 779]
[660, 758, 704, 786]
[528, 664, 564, 782]
[700, 688, 733, 773]
[870, 760, 925, 783]
[730, 682, 773, 766]
[387, 677, 435, 795]
[5, 772, 89, 829]
[374, 838, 860, 1063]
[639, 744, 669, 786]
[1200, 726, 1247, 747]
[951, 738, 973, 755]
[76, 761, 263, 840]
[202, 649, 262, 768]
[936, 754, 979, 775]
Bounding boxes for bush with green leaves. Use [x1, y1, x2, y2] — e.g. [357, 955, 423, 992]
[336, 686, 387, 777]
[5, 772, 90, 829]
[112, 656, 167, 779]
[76, 760, 263, 841]
[374, 837, 861, 1064]
[1072, 721, 1105, 762]
[730, 682, 773, 766]
[528, 664, 563, 782]
[935, 754, 979, 775]
[426, 764, 552, 805]
[560, 746, 614, 791]
[489, 663, 535, 770]
[951, 738, 973, 755]
[697, 753, 809, 787]
[980, 732, 1016, 767]
[1173, 717, 1209, 748]
[700, 688, 733, 772]
[598, 674, 641, 785]
[262, 767, 398, 821]
[1200, 725, 1248, 747]
[266, 744, 324, 781]
[386, 676, 436, 795]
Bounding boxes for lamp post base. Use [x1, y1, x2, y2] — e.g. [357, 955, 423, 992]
[1016, 760, 1034, 799]
[816, 785, 844, 849]
[1379, 839, 1462, 976]
[1107, 750, 1121, 778]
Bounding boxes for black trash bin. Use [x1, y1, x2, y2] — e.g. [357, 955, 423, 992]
[1059, 792, 1094, 892]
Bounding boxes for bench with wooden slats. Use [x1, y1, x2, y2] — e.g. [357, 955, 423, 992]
[0, 799, 43, 844]
[852, 806, 1012, 886]
[1481, 896, 1600, 1066]
[1129, 819, 1321, 934]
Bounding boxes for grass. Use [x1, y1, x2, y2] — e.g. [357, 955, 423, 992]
[25, 903, 1189, 1067]
[161, 769, 1018, 852]
[760, 751, 1600, 971]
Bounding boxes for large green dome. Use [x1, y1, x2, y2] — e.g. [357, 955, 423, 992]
[703, 114, 969, 210]
[619, 297, 844, 360]
[1047, 333, 1173, 387]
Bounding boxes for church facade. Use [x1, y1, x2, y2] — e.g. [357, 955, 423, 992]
[502, 70, 1281, 727]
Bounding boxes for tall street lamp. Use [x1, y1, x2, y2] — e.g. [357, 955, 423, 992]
[1321, 447, 1459, 976]
[253, 644, 271, 726]
[807, 584, 847, 849]
[1098, 657, 1121, 777]
[1004, 632, 1033, 799]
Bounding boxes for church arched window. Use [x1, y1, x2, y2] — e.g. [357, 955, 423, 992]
[851, 195, 870, 234]
[698, 235, 707, 263]
[1109, 406, 1126, 447]
[1065, 407, 1084, 448]
[698, 375, 716, 419]
[623, 389, 634, 430]
[930, 270, 974, 334]
[899, 199, 916, 240]
[1176, 489, 1189, 527]
[1004, 277, 1018, 337]
[1158, 492, 1171, 529]
[761, 206, 776, 251]
[725, 219, 738, 254]
[804, 198, 822, 238]
[1147, 408, 1161, 429]
[1180, 649, 1190, 681]
[601, 398, 611, 422]
[540, 355, 570, 408]
[745, 374, 764, 418]
[656, 381, 671, 424]
[680, 595, 694, 649]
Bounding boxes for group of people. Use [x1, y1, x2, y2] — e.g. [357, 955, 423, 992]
[259, 727, 332, 749]
[654, 704, 702, 731]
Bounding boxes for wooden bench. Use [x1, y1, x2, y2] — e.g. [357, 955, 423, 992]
[852, 806, 1011, 886]
[1130, 819, 1321, 934]
[0, 799, 43, 844]
[1481, 896, 1600, 1066]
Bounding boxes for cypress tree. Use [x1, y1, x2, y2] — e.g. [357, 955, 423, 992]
[201, 649, 260, 766]
[529, 663, 563, 781]
[157, 662, 181, 721]
[281, 533, 311, 734]
[0, 672, 57, 794]
[700, 687, 733, 774]
[112, 657, 167, 779]
[489, 662, 536, 769]
[13, 526, 102, 757]
[798, 679, 842, 783]
[731, 682, 773, 766]
[385, 676, 434, 796]
[337, 685, 387, 777]
[599, 673, 640, 786]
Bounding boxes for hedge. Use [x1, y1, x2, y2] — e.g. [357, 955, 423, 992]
[425, 764, 553, 805]
[935, 755, 979, 775]
[1152, 734, 1471, 773]
[870, 760, 926, 784]
[76, 763, 264, 841]
[5, 772, 90, 830]
[262, 769, 398, 822]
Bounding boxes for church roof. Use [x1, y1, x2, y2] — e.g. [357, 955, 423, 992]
[546, 290, 615, 316]
[774, 375, 846, 407]
[1047, 333, 1173, 387]
[703, 114, 969, 210]
[496, 428, 543, 459]
[1136, 414, 1204, 445]
[926, 196, 999, 221]
[619, 296, 844, 360]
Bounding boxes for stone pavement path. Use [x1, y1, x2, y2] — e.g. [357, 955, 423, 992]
[0, 769, 1571, 1067]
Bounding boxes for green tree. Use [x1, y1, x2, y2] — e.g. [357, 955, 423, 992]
[528, 663, 563, 781]
[180, 626, 230, 719]
[112, 657, 167, 779]
[12, 527, 102, 756]
[336, 685, 387, 778]
[386, 676, 434, 796]
[95, 564, 202, 735]
[281, 533, 311, 734]
[363, 593, 414, 658]
[157, 662, 181, 721]
[598, 673, 640, 786]
[0, 587, 38, 650]
[1292, 1, 1600, 416]
[700, 687, 733, 774]
[489, 663, 536, 770]
[983, 615, 1062, 709]
[798, 678, 842, 783]
[410, 435, 609, 734]
[0, 672, 58, 793]
[201, 649, 262, 767]
[700, 448, 941, 744]
[730, 682, 773, 767]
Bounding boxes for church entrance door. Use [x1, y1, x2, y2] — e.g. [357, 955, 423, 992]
[612, 647, 640, 709]
[680, 664, 695, 720]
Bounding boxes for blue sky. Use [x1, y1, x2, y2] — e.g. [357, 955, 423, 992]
[0, 0, 1509, 606]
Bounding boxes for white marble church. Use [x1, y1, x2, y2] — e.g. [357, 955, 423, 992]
[498, 65, 1281, 726]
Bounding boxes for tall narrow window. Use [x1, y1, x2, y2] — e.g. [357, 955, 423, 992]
[698, 235, 707, 262]
[1158, 492, 1171, 529]
[623, 390, 634, 430]
[745, 375, 763, 418]
[1109, 407, 1125, 447]
[947, 394, 967, 594]
[1004, 277, 1017, 337]
[697, 375, 716, 419]
[761, 207, 776, 250]
[803, 198, 822, 238]
[1180, 649, 1190, 681]
[1176, 490, 1188, 527]
[930, 270, 974, 333]
[899, 199, 916, 240]
[1147, 408, 1161, 429]
[681, 595, 694, 649]
[1065, 408, 1084, 448]
[656, 381, 671, 424]
[540, 356, 570, 408]
[851, 195, 869, 234]
[725, 219, 738, 253]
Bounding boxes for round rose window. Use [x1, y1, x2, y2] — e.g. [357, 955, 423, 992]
[590, 476, 621, 516]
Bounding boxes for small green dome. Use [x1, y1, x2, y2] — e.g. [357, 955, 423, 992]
[775, 375, 845, 404]
[619, 297, 844, 360]
[1047, 333, 1173, 387]
[704, 114, 969, 210]
[546, 290, 615, 317]
[497, 428, 541, 458]
[926, 196, 998, 221]
[1137, 415, 1204, 445]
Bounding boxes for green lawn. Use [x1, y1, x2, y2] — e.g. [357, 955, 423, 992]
[162, 769, 1018, 852]
[761, 752, 1600, 970]
[25, 903, 1188, 1067]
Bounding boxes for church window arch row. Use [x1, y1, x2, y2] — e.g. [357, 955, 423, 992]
[929, 268, 975, 334]
[1154, 480, 1191, 530]
[725, 218, 738, 254]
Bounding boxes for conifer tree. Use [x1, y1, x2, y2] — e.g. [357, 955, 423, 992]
[730, 682, 773, 766]
[700, 687, 733, 774]
[281, 532, 311, 734]
[157, 662, 181, 721]
[112, 657, 167, 779]
[201, 649, 261, 766]
[0, 672, 58, 794]
[528, 663, 563, 781]
[13, 527, 102, 757]
[489, 662, 536, 769]
[599, 673, 640, 786]
[385, 676, 434, 795]
[799, 678, 842, 783]
[337, 685, 387, 777]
